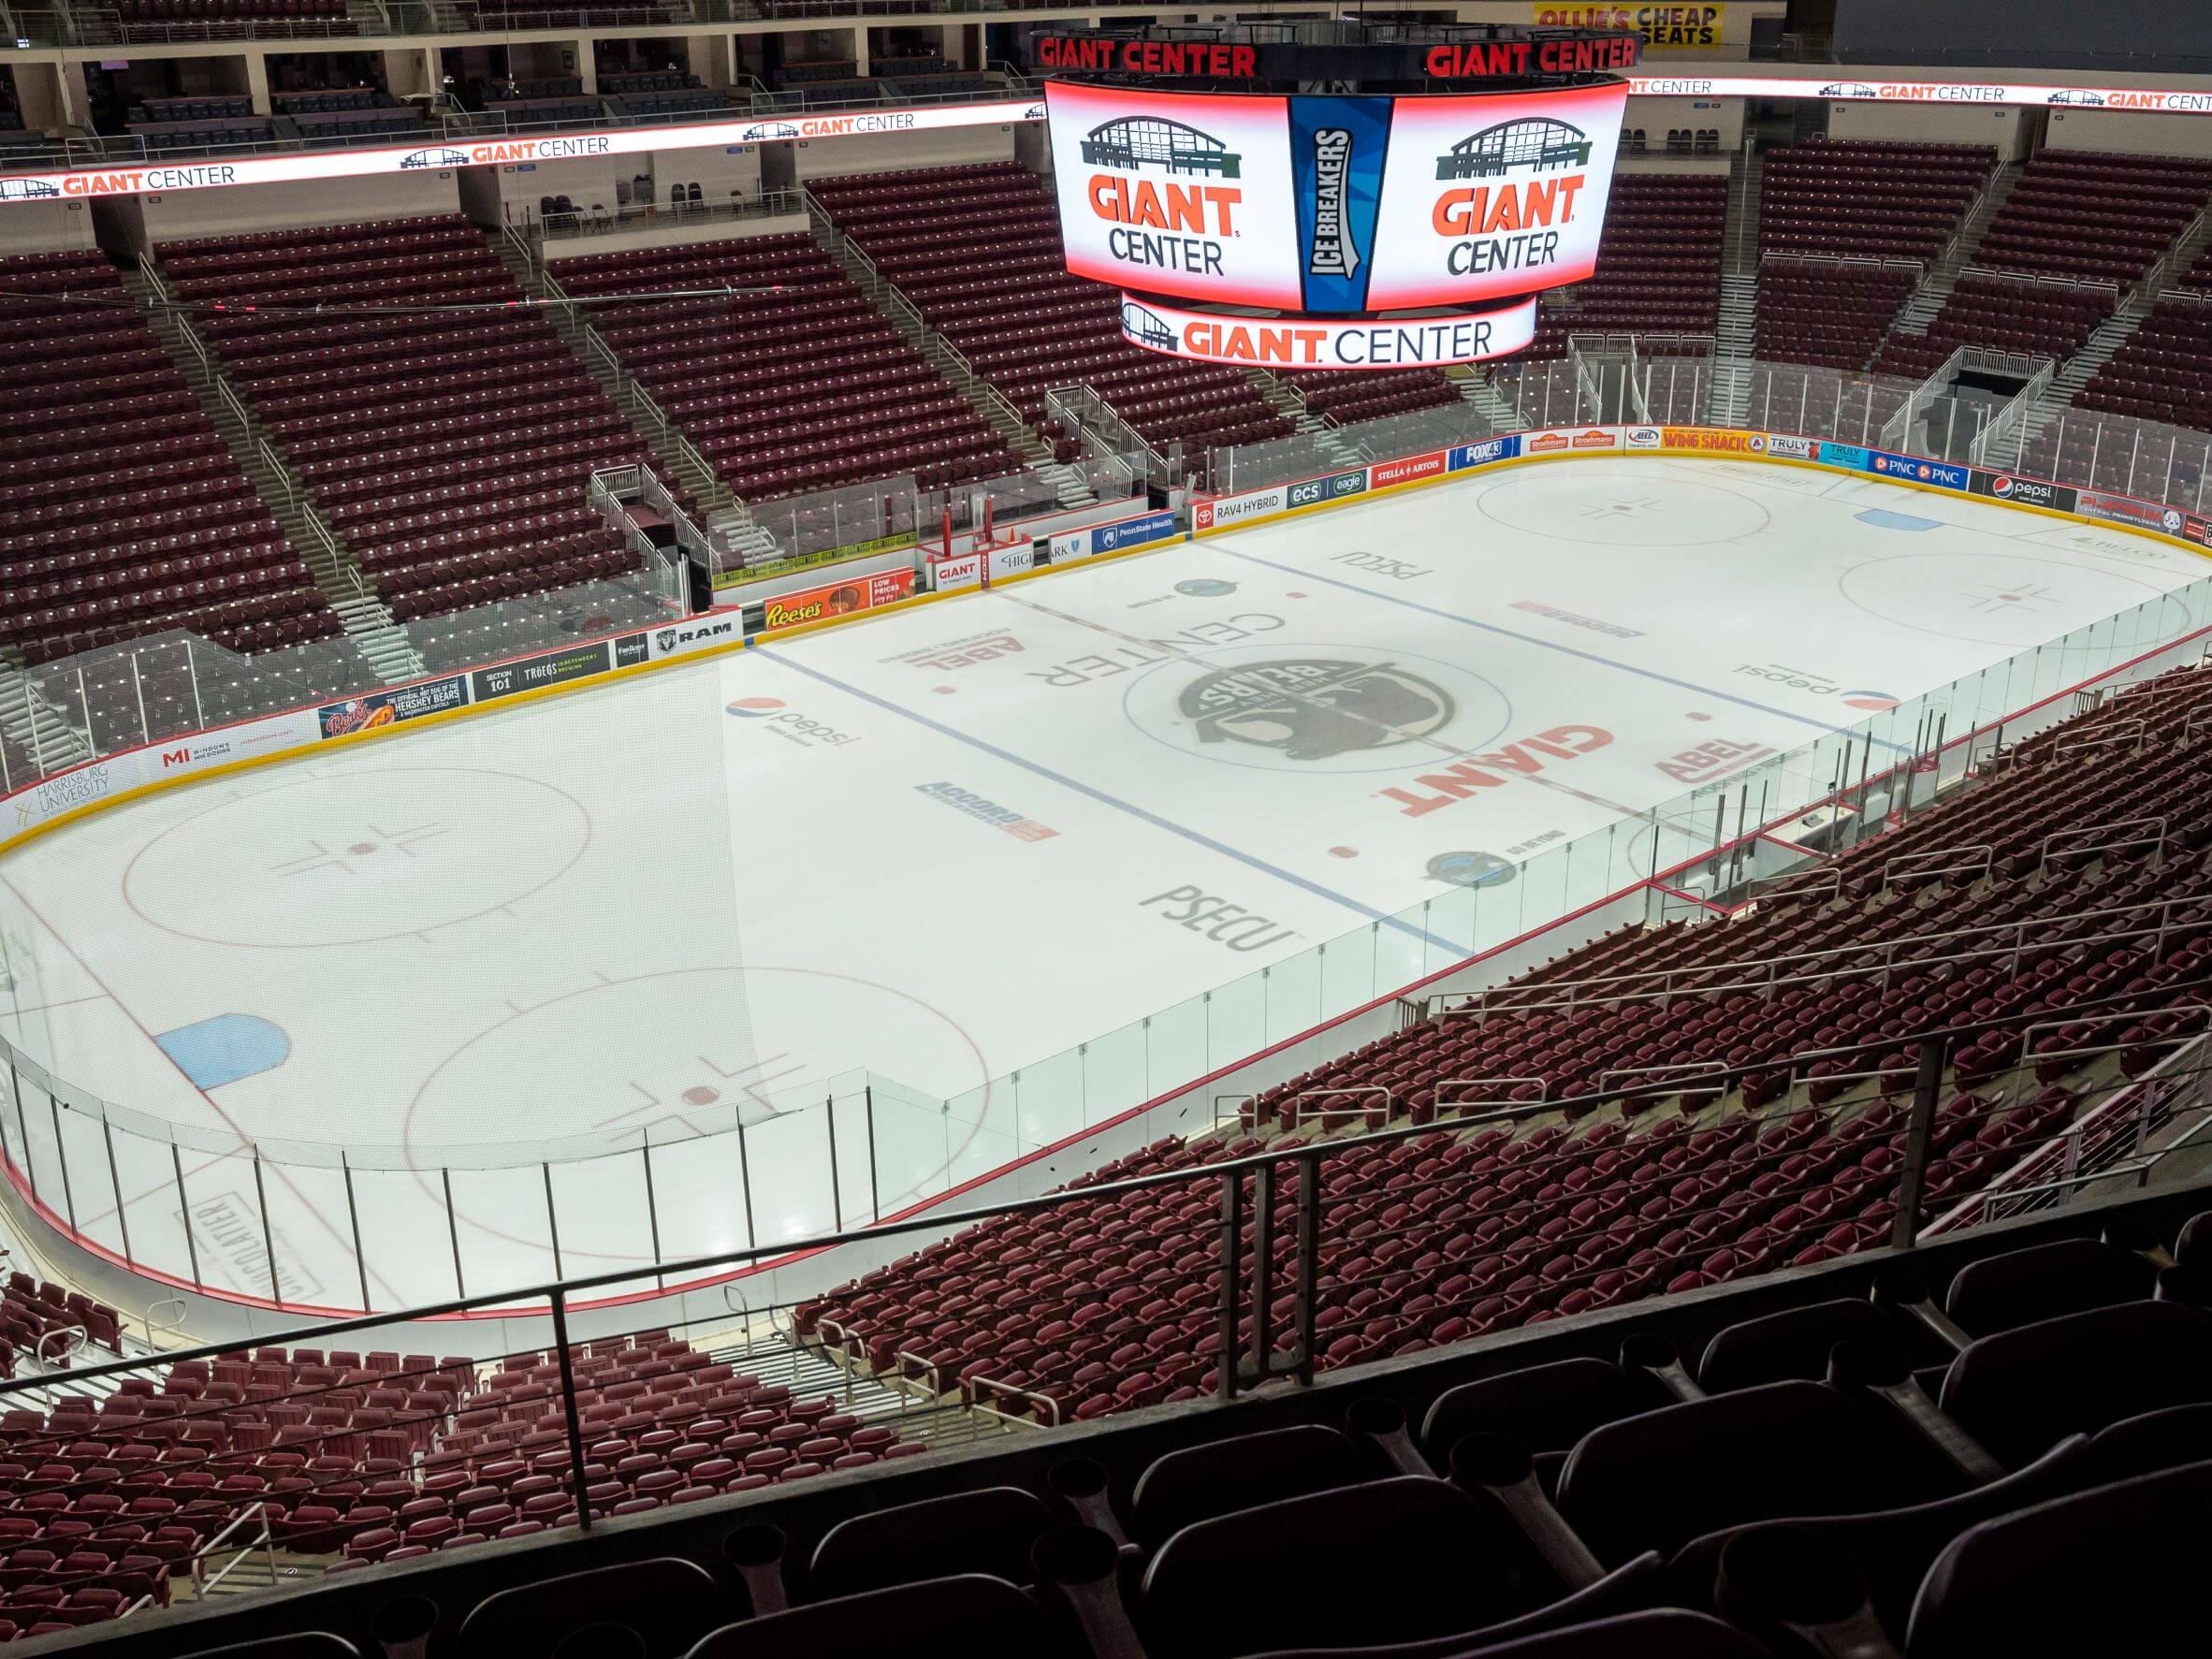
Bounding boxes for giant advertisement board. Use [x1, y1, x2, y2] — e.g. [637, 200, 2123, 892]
[1120, 292, 1538, 370]
[1047, 78, 1626, 315]
[21, 73, 2212, 207]
[0, 98, 1040, 205]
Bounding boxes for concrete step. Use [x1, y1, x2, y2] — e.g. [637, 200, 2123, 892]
[1448, 366, 1521, 430]
[1891, 162, 2025, 340]
[1708, 357, 1754, 427]
[803, 196, 1072, 502]
[0, 669, 90, 774]
[1035, 460, 1099, 509]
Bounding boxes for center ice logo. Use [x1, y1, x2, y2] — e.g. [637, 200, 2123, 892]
[1176, 658, 1456, 763]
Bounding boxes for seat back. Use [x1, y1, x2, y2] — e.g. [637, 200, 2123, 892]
[1130, 1425, 1382, 1546]
[1939, 1301, 2212, 1467]
[458, 1556, 721, 1658]
[1907, 1458, 2212, 1658]
[1141, 1477, 1545, 1659]
[807, 1486, 1053, 1598]
[684, 1575, 1059, 1659]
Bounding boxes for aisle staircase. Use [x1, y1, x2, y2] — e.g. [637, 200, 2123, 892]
[1983, 201, 2212, 466]
[0, 670, 90, 777]
[802, 195, 1098, 509]
[492, 228, 793, 569]
[124, 265, 423, 684]
[1449, 365, 1523, 430]
[1246, 370, 1363, 467]
[1707, 148, 1763, 425]
[1889, 161, 2025, 340]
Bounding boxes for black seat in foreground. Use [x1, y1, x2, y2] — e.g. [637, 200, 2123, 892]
[458, 1557, 722, 1659]
[1258, 1610, 1770, 1659]
[1241, 1556, 1669, 1658]
[1695, 1298, 1919, 1392]
[1906, 1458, 2212, 1657]
[1140, 1477, 1564, 1659]
[684, 1575, 1070, 1659]
[1129, 1424, 1386, 1546]
[805, 1486, 1055, 1598]
[1557, 1380, 1965, 1566]
[1938, 1300, 2212, 1468]
[185, 1639, 362, 1658]
[1422, 1357, 1672, 1488]
[1943, 1237, 2157, 1334]
[1664, 1436, 2089, 1637]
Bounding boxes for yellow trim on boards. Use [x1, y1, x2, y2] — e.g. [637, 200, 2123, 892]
[1191, 439, 2212, 560]
[5, 441, 2202, 862]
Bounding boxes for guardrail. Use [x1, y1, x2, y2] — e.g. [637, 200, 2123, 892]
[7, 381, 2212, 1316]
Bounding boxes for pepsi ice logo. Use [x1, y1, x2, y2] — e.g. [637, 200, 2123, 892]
[1841, 689, 1900, 711]
[727, 697, 787, 718]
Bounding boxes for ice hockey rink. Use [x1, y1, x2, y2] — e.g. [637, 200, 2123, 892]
[1, 456, 2205, 1311]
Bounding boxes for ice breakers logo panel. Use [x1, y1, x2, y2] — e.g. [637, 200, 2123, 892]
[1178, 658, 1455, 762]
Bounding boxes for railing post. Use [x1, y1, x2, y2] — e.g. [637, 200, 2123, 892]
[548, 1286, 595, 1532]
[6, 1055, 31, 1202]
[1291, 1149, 1323, 1387]
[250, 1150, 278, 1308]
[865, 1084, 880, 1224]
[341, 1152, 369, 1313]
[1215, 1164, 1245, 1402]
[640, 1143, 662, 1293]
[442, 1166, 465, 1298]
[736, 1114, 755, 1249]
[1891, 1038, 1948, 1251]
[1246, 1160, 1276, 1379]
[101, 1117, 131, 1266]
[172, 1142, 200, 1288]
[543, 1161, 565, 1282]
[823, 1095, 841, 1232]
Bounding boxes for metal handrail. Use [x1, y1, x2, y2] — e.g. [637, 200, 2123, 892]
[968, 1374, 1062, 1427]
[141, 1296, 187, 1346]
[2038, 816, 2166, 878]
[1434, 888, 2212, 1023]
[11, 962, 2212, 1419]
[1283, 1085, 1390, 1131]
[1880, 844, 1992, 892]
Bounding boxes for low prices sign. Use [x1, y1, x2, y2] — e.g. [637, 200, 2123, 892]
[1120, 293, 1537, 370]
[760, 568, 916, 633]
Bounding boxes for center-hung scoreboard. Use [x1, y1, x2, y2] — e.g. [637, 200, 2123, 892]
[1032, 22, 1638, 370]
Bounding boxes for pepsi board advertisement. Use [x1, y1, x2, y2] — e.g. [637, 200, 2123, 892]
[1969, 469, 2078, 514]
[1045, 79, 1627, 318]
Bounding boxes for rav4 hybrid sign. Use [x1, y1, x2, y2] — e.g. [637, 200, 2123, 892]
[1047, 78, 1626, 316]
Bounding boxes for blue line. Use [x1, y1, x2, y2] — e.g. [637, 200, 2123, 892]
[753, 647, 1459, 953]
[1215, 547, 1912, 753]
